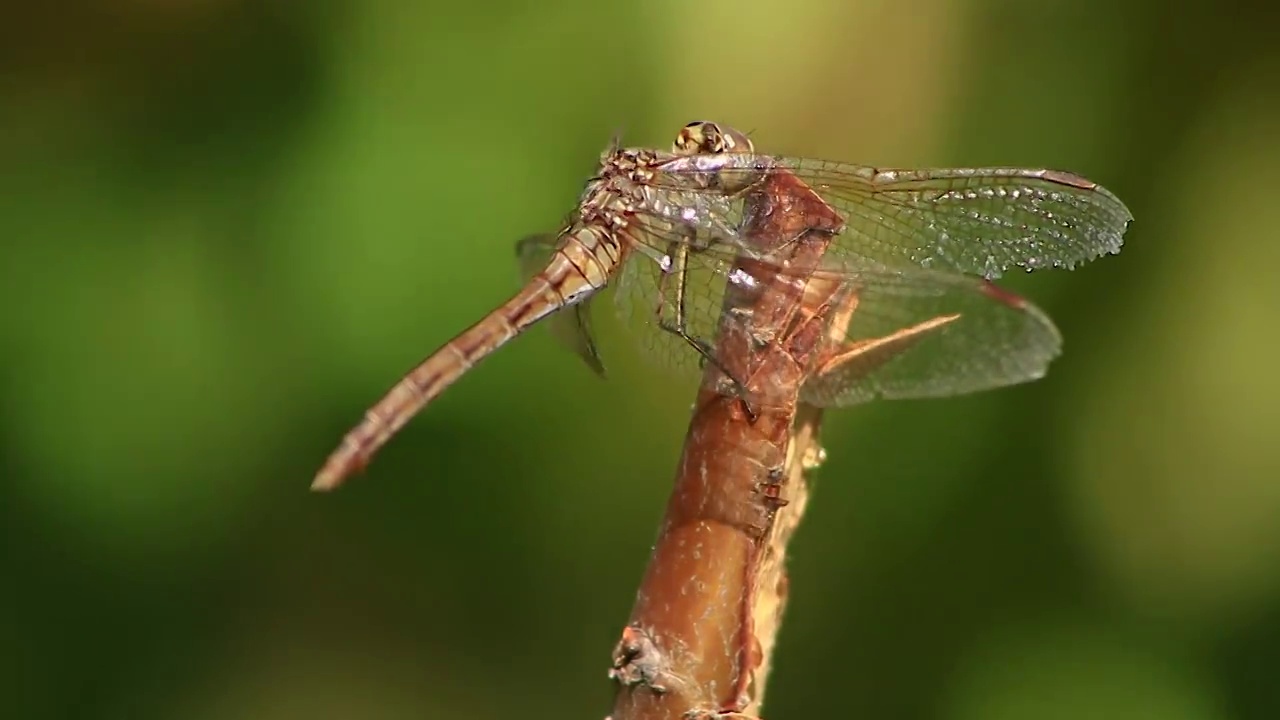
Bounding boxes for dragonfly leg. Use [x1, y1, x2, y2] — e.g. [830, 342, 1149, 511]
[657, 242, 718, 366]
[656, 239, 758, 417]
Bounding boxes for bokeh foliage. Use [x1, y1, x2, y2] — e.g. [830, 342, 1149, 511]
[3, 1, 1278, 718]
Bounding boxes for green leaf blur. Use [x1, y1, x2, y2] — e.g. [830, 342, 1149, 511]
[2, 1, 1277, 718]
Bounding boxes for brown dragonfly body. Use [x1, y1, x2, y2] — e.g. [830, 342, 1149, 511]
[312, 223, 620, 490]
[314, 147, 670, 490]
[313, 121, 1132, 492]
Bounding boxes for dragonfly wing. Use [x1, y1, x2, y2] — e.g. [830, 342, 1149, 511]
[793, 266, 1063, 407]
[515, 233, 607, 377]
[648, 155, 1133, 278]
[612, 222, 1066, 407]
[796, 161, 1132, 277]
[603, 153, 1127, 402]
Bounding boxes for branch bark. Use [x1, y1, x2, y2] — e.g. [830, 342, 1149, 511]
[607, 168, 853, 719]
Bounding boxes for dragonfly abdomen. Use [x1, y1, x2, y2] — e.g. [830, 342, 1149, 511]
[310, 228, 620, 491]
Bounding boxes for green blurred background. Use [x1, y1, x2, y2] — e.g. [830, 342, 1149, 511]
[3, 1, 1279, 718]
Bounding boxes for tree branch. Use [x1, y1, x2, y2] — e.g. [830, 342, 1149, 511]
[607, 167, 851, 720]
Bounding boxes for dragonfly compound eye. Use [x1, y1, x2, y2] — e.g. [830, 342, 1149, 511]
[668, 122, 761, 193]
[670, 121, 747, 156]
[673, 121, 719, 155]
[674, 121, 755, 157]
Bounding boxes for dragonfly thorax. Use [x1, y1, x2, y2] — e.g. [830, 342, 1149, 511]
[576, 147, 667, 233]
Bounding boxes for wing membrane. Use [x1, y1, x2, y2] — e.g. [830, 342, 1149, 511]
[645, 154, 1132, 278]
[526, 148, 1130, 404]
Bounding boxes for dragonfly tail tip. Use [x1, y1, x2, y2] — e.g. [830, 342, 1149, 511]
[310, 472, 342, 493]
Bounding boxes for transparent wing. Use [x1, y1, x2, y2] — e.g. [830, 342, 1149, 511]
[793, 268, 1061, 407]
[615, 239, 1063, 407]
[537, 151, 1129, 403]
[644, 153, 1133, 278]
[515, 233, 607, 377]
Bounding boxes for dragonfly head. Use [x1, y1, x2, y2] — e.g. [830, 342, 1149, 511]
[673, 121, 754, 156]
[671, 121, 758, 193]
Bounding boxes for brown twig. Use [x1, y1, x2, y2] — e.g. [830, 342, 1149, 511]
[606, 164, 903, 719]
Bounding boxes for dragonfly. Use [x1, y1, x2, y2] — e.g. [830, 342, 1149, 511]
[311, 121, 1131, 491]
